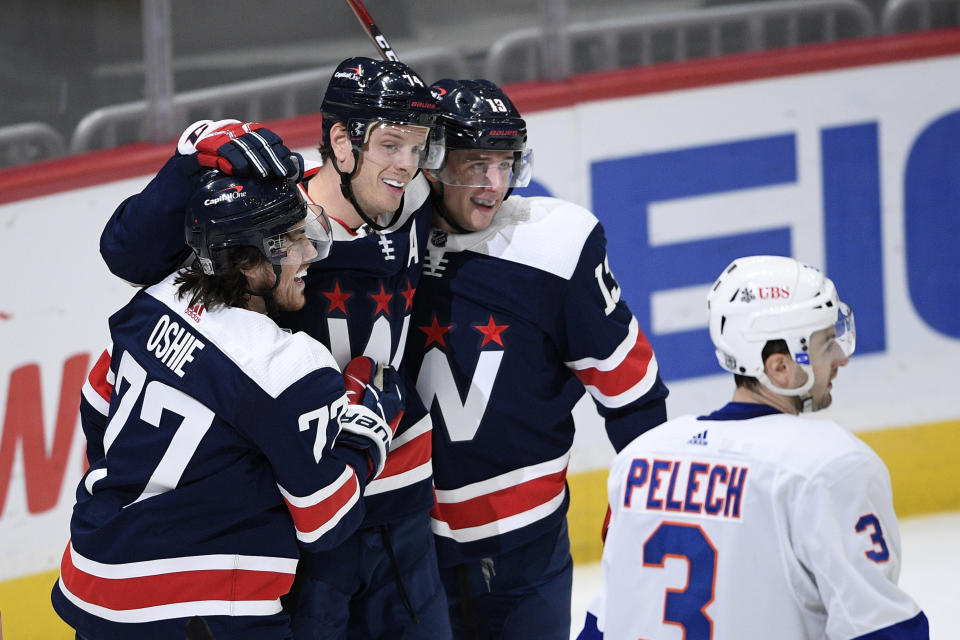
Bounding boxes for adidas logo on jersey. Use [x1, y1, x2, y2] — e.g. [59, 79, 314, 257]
[688, 429, 709, 446]
[185, 303, 205, 323]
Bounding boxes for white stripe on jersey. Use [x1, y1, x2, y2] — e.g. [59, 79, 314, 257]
[583, 356, 660, 409]
[434, 452, 569, 503]
[57, 577, 283, 623]
[81, 379, 110, 416]
[431, 488, 566, 543]
[565, 317, 641, 372]
[278, 466, 361, 543]
[67, 542, 297, 578]
[365, 461, 433, 496]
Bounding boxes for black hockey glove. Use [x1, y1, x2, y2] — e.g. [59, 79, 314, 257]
[335, 356, 404, 480]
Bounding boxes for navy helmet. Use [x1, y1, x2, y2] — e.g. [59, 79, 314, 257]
[430, 78, 527, 151]
[185, 172, 331, 276]
[321, 56, 443, 167]
[429, 78, 533, 188]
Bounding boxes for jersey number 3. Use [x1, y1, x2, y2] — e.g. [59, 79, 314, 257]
[643, 522, 717, 640]
[855, 513, 890, 562]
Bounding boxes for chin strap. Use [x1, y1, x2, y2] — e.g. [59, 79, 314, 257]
[244, 264, 283, 317]
[429, 183, 471, 234]
[333, 148, 402, 231]
[757, 366, 816, 414]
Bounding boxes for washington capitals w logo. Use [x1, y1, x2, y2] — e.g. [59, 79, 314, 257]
[415, 314, 509, 442]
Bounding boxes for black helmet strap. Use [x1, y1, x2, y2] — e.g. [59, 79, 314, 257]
[244, 263, 283, 318]
[333, 146, 402, 232]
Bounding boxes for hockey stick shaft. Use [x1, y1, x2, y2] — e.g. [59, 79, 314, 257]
[344, 0, 400, 61]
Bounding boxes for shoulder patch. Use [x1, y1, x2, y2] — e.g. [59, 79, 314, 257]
[146, 275, 339, 398]
[466, 196, 599, 279]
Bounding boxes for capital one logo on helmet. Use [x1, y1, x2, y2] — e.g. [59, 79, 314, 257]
[203, 186, 245, 206]
[334, 67, 362, 81]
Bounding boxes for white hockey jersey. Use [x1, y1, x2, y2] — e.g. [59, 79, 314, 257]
[581, 402, 928, 640]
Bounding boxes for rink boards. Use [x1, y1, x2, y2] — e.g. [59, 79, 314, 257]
[1, 29, 959, 638]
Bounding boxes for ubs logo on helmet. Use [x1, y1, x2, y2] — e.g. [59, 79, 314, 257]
[203, 185, 245, 206]
[758, 285, 791, 299]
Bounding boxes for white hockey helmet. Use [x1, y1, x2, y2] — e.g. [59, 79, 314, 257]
[707, 255, 855, 401]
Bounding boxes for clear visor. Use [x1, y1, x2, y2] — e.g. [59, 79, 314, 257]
[361, 121, 445, 171]
[835, 301, 856, 358]
[263, 203, 333, 267]
[433, 147, 534, 189]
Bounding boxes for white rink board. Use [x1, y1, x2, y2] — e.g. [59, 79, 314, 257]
[2, 52, 960, 581]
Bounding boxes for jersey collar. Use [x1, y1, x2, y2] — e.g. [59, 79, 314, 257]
[698, 402, 783, 421]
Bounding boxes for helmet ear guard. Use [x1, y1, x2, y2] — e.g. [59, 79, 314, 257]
[706, 255, 855, 407]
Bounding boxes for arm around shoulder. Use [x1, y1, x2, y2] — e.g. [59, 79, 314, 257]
[100, 153, 199, 285]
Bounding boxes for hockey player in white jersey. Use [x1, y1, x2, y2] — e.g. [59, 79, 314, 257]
[52, 173, 403, 640]
[578, 255, 929, 640]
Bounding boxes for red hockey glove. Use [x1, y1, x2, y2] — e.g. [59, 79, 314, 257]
[335, 357, 404, 479]
[182, 120, 303, 181]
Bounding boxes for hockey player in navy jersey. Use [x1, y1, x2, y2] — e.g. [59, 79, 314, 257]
[406, 79, 670, 639]
[96, 57, 452, 639]
[52, 173, 404, 640]
[578, 255, 929, 640]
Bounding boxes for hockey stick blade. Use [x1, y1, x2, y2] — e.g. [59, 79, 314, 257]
[344, 0, 400, 61]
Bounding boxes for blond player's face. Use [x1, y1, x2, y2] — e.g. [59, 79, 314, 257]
[351, 123, 429, 215]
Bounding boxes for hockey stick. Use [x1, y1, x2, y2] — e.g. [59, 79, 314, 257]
[344, 0, 399, 62]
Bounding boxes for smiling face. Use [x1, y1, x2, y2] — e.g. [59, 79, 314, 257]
[242, 217, 320, 312]
[427, 149, 514, 233]
[350, 122, 430, 215]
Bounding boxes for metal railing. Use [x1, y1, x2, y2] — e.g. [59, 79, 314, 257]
[484, 0, 876, 84]
[9, 0, 960, 165]
[0, 123, 68, 168]
[881, 0, 960, 32]
[70, 47, 470, 153]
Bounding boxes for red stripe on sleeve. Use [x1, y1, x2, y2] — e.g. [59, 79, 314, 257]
[283, 472, 359, 535]
[88, 349, 113, 403]
[379, 430, 432, 479]
[573, 331, 654, 396]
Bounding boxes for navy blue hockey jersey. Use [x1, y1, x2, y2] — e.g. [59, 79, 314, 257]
[52, 274, 370, 639]
[405, 196, 669, 566]
[99, 159, 435, 527]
